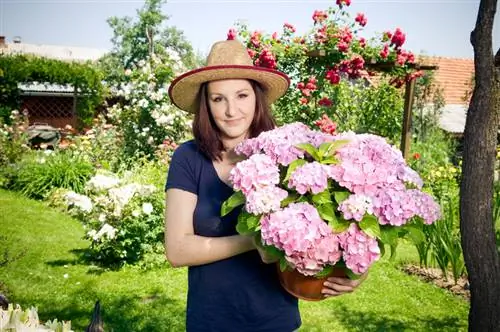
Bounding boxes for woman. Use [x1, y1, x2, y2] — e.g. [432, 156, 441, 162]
[165, 40, 365, 331]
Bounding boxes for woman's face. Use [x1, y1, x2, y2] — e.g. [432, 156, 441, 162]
[207, 79, 256, 144]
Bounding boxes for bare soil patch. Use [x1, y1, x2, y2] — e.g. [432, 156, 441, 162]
[402, 264, 470, 300]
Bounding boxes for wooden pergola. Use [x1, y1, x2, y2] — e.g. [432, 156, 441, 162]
[365, 61, 439, 159]
[307, 49, 438, 159]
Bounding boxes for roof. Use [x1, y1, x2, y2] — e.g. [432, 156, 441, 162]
[420, 56, 474, 105]
[18, 82, 75, 96]
[0, 42, 108, 62]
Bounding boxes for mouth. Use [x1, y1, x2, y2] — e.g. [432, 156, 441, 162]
[224, 119, 243, 126]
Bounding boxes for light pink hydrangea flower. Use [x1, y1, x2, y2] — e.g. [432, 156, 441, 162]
[338, 194, 374, 221]
[245, 186, 289, 215]
[328, 133, 423, 196]
[288, 162, 330, 194]
[410, 189, 442, 224]
[338, 223, 381, 275]
[235, 122, 335, 166]
[260, 202, 342, 276]
[229, 154, 280, 195]
[371, 188, 441, 226]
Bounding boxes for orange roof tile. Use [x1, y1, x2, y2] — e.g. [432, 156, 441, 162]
[419, 56, 474, 105]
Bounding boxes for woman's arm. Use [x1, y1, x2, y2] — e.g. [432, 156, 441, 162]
[164, 188, 254, 267]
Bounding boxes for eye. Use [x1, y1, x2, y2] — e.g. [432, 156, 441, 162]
[212, 96, 223, 103]
[238, 93, 248, 99]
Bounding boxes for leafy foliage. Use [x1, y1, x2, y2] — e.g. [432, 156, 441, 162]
[6, 150, 95, 200]
[0, 54, 104, 127]
[230, 4, 417, 139]
[98, 0, 199, 84]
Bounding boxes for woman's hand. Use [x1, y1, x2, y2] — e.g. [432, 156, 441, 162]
[252, 235, 280, 264]
[321, 272, 368, 298]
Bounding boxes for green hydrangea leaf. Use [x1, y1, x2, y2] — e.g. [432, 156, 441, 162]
[221, 191, 245, 216]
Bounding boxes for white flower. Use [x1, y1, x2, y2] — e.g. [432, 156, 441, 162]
[142, 202, 154, 215]
[63, 274, 69, 279]
[155, 114, 175, 126]
[87, 229, 98, 241]
[64, 191, 93, 212]
[98, 213, 107, 222]
[86, 174, 121, 192]
[147, 136, 154, 145]
[96, 223, 117, 241]
[132, 210, 141, 217]
[138, 99, 149, 108]
[124, 69, 132, 76]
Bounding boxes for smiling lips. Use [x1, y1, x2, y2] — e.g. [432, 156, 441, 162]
[224, 118, 243, 126]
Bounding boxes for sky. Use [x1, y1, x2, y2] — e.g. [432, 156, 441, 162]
[0, 0, 499, 59]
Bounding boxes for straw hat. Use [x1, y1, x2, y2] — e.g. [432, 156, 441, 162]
[168, 40, 290, 113]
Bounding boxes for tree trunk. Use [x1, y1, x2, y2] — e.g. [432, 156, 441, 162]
[460, 0, 500, 331]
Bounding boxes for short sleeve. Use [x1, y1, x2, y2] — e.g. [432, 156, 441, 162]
[165, 141, 199, 195]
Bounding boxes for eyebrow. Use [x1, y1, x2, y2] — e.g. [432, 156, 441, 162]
[209, 88, 251, 96]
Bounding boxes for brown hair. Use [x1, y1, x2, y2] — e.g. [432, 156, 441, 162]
[192, 80, 275, 161]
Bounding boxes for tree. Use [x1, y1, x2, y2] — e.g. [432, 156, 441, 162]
[98, 0, 199, 83]
[460, 0, 500, 330]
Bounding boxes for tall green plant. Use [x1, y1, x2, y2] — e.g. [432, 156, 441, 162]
[9, 150, 95, 199]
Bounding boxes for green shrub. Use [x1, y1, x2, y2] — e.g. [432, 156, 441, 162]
[50, 168, 166, 268]
[9, 150, 95, 199]
[0, 110, 30, 167]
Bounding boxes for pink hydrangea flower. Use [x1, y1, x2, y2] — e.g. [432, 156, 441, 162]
[410, 189, 442, 224]
[229, 154, 279, 195]
[371, 187, 418, 226]
[370, 188, 441, 226]
[260, 202, 342, 275]
[288, 162, 330, 194]
[338, 194, 374, 221]
[245, 186, 289, 215]
[235, 122, 335, 166]
[228, 123, 441, 277]
[338, 223, 380, 275]
[328, 133, 423, 195]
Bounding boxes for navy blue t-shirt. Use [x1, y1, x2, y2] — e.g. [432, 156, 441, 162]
[165, 140, 301, 332]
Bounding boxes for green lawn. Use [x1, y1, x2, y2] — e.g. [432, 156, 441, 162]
[0, 189, 469, 331]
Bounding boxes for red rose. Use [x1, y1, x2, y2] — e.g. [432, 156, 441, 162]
[227, 28, 237, 40]
[284, 22, 296, 33]
[380, 44, 389, 59]
[318, 97, 333, 107]
[312, 10, 328, 24]
[355, 13, 367, 27]
[391, 28, 406, 48]
[315, 114, 337, 135]
[326, 69, 341, 84]
[336, 0, 351, 7]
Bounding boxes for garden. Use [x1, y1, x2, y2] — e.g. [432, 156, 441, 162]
[0, 0, 498, 331]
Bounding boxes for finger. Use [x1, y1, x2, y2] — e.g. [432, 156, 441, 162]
[321, 288, 341, 297]
[327, 277, 361, 287]
[323, 281, 355, 293]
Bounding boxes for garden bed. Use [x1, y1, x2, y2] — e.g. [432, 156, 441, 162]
[402, 264, 470, 300]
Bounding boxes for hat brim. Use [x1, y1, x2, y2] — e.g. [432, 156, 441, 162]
[168, 65, 290, 113]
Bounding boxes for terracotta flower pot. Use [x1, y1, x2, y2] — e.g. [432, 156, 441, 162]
[277, 265, 347, 301]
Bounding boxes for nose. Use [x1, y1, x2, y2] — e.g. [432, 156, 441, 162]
[225, 98, 237, 117]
